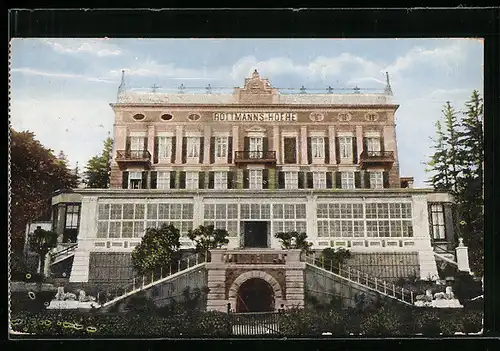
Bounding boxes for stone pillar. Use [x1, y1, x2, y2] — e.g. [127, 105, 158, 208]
[328, 126, 336, 164]
[456, 238, 471, 273]
[115, 125, 128, 154]
[175, 125, 183, 164]
[236, 169, 244, 189]
[285, 259, 305, 308]
[206, 249, 228, 312]
[147, 125, 155, 156]
[306, 195, 317, 241]
[193, 195, 204, 229]
[355, 126, 363, 163]
[56, 203, 66, 243]
[273, 126, 280, 163]
[203, 126, 211, 164]
[232, 125, 239, 162]
[300, 126, 308, 165]
[69, 196, 98, 283]
[412, 194, 439, 280]
[268, 168, 276, 189]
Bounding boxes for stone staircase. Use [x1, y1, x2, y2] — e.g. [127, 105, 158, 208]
[96, 252, 208, 309]
[304, 255, 415, 306]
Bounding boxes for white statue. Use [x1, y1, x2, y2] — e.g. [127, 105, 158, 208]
[434, 292, 446, 300]
[65, 292, 77, 301]
[445, 286, 454, 300]
[78, 290, 86, 302]
[55, 287, 65, 301]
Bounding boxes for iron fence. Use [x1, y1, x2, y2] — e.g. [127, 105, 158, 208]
[228, 311, 282, 336]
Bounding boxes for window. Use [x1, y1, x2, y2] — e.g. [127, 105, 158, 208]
[133, 114, 145, 121]
[215, 137, 228, 158]
[272, 203, 307, 235]
[214, 171, 227, 190]
[313, 172, 327, 189]
[160, 113, 173, 121]
[203, 204, 239, 237]
[285, 172, 298, 190]
[430, 204, 446, 240]
[366, 137, 381, 152]
[339, 137, 353, 159]
[187, 137, 200, 158]
[186, 172, 199, 190]
[311, 137, 325, 158]
[341, 172, 355, 189]
[157, 171, 171, 190]
[249, 137, 263, 159]
[129, 171, 143, 189]
[131, 137, 144, 151]
[158, 137, 172, 161]
[249, 170, 262, 190]
[370, 172, 384, 189]
[63, 204, 80, 243]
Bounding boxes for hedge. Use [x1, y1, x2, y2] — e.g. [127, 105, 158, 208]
[10, 306, 482, 337]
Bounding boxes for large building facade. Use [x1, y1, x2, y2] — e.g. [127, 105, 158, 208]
[60, 71, 458, 298]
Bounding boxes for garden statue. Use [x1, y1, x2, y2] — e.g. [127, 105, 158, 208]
[425, 289, 433, 302]
[55, 286, 65, 301]
[78, 290, 86, 302]
[445, 286, 454, 300]
[65, 292, 77, 301]
[434, 292, 446, 300]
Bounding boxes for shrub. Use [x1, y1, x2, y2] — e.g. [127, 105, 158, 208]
[358, 306, 403, 336]
[439, 317, 461, 335]
[414, 311, 442, 336]
[453, 272, 483, 305]
[190, 311, 231, 337]
[460, 309, 483, 334]
[278, 309, 323, 336]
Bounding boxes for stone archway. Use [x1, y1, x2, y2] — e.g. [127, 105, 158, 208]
[228, 270, 283, 312]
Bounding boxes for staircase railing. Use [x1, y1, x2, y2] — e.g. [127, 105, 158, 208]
[97, 252, 208, 308]
[49, 244, 78, 264]
[304, 255, 414, 306]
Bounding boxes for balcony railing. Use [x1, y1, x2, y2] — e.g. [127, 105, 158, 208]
[359, 150, 395, 168]
[116, 150, 151, 161]
[234, 151, 277, 163]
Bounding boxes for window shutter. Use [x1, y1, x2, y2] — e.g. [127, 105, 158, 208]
[298, 172, 305, 189]
[125, 137, 131, 152]
[364, 171, 371, 189]
[141, 172, 148, 189]
[243, 170, 249, 189]
[199, 171, 205, 189]
[150, 171, 157, 189]
[209, 137, 216, 163]
[263, 137, 269, 152]
[143, 137, 148, 153]
[284, 137, 297, 164]
[326, 172, 333, 188]
[324, 137, 330, 164]
[179, 171, 186, 189]
[335, 171, 342, 188]
[182, 137, 187, 163]
[278, 171, 285, 189]
[171, 137, 176, 163]
[154, 137, 159, 164]
[122, 171, 129, 189]
[353, 137, 358, 164]
[306, 172, 314, 189]
[244, 137, 250, 151]
[227, 171, 234, 189]
[208, 171, 215, 189]
[307, 137, 312, 164]
[354, 171, 361, 189]
[380, 136, 385, 152]
[169, 171, 176, 189]
[262, 169, 269, 189]
[335, 137, 340, 164]
[199, 137, 204, 163]
[363, 137, 368, 153]
[227, 137, 233, 163]
[383, 171, 390, 188]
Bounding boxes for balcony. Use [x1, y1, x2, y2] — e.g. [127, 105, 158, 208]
[359, 150, 395, 169]
[115, 150, 151, 168]
[234, 151, 277, 164]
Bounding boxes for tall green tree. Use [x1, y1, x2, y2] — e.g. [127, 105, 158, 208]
[187, 225, 229, 253]
[131, 223, 181, 276]
[425, 120, 452, 191]
[83, 137, 113, 188]
[10, 128, 78, 252]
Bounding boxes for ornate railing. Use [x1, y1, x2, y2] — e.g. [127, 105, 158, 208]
[49, 244, 78, 264]
[359, 150, 395, 160]
[116, 150, 151, 160]
[304, 255, 414, 305]
[223, 251, 286, 265]
[235, 151, 276, 162]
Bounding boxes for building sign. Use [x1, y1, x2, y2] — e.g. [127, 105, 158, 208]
[213, 112, 298, 122]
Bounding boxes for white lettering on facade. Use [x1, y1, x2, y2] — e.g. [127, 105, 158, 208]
[213, 112, 297, 122]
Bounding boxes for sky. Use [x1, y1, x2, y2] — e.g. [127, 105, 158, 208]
[9, 38, 483, 187]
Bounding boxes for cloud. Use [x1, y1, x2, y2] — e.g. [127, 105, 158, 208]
[10, 67, 116, 84]
[42, 39, 122, 57]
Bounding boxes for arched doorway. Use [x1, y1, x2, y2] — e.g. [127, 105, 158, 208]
[236, 278, 275, 312]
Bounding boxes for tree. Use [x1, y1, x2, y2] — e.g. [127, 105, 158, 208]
[187, 225, 229, 256]
[10, 128, 78, 252]
[28, 227, 57, 276]
[321, 247, 352, 270]
[274, 231, 313, 255]
[131, 223, 181, 276]
[425, 120, 452, 191]
[83, 137, 113, 188]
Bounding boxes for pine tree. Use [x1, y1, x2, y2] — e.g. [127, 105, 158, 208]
[425, 120, 452, 191]
[442, 101, 462, 195]
[83, 137, 113, 188]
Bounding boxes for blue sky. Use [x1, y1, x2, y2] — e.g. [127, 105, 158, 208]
[9, 38, 483, 187]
